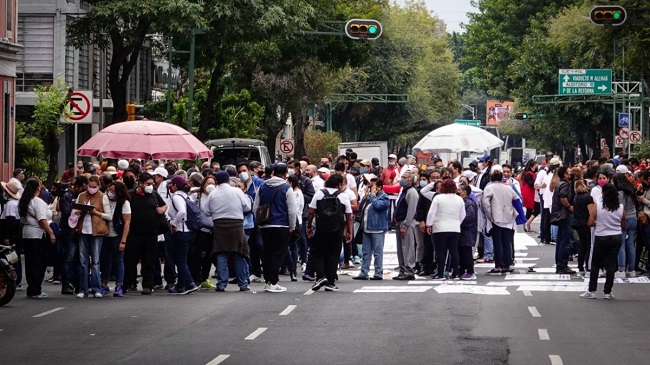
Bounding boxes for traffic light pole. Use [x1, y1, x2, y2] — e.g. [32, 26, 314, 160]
[187, 28, 205, 134]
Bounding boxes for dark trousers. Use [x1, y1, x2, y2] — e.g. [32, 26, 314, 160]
[555, 218, 572, 270]
[190, 230, 214, 283]
[61, 231, 78, 289]
[433, 232, 459, 277]
[283, 240, 298, 274]
[124, 234, 158, 289]
[420, 232, 434, 273]
[261, 227, 290, 285]
[589, 235, 622, 294]
[542, 207, 551, 244]
[575, 226, 591, 272]
[298, 220, 309, 263]
[310, 230, 343, 284]
[492, 226, 514, 269]
[249, 226, 263, 277]
[459, 246, 475, 274]
[23, 237, 48, 297]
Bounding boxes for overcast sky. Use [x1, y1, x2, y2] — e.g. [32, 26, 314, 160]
[396, 0, 476, 33]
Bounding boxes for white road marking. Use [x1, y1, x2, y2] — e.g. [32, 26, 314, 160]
[514, 252, 529, 257]
[505, 274, 571, 280]
[354, 286, 431, 293]
[33, 307, 65, 318]
[434, 286, 509, 295]
[487, 281, 586, 287]
[528, 306, 542, 318]
[408, 281, 477, 285]
[245, 327, 267, 340]
[279, 305, 297, 316]
[523, 290, 533, 296]
[303, 289, 314, 296]
[206, 355, 230, 365]
[518, 285, 587, 292]
[519, 270, 527, 275]
[539, 329, 550, 340]
[549, 355, 564, 365]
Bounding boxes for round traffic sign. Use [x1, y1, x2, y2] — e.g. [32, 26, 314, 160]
[69, 91, 92, 121]
[619, 127, 630, 139]
[280, 140, 294, 155]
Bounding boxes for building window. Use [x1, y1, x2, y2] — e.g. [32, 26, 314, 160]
[16, 16, 54, 92]
[4, 92, 9, 163]
[6, 0, 12, 35]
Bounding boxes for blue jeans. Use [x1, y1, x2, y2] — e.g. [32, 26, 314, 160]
[551, 225, 558, 241]
[360, 232, 385, 278]
[555, 218, 571, 270]
[62, 232, 78, 289]
[173, 231, 194, 289]
[215, 252, 248, 289]
[100, 236, 124, 286]
[298, 221, 308, 263]
[618, 217, 637, 271]
[78, 234, 102, 294]
[481, 232, 493, 260]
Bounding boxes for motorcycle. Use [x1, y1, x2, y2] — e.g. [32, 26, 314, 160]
[0, 244, 18, 306]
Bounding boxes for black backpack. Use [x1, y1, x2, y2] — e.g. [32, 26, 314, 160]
[316, 189, 344, 233]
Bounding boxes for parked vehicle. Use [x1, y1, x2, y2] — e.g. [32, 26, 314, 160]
[0, 244, 18, 306]
[338, 141, 388, 166]
[206, 138, 272, 167]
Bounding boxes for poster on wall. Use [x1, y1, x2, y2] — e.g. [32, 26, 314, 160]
[486, 100, 514, 126]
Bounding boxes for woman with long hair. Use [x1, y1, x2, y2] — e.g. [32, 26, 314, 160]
[99, 181, 131, 297]
[521, 160, 539, 232]
[191, 175, 217, 289]
[613, 171, 637, 278]
[581, 183, 624, 299]
[573, 179, 594, 276]
[19, 178, 56, 298]
[284, 175, 303, 281]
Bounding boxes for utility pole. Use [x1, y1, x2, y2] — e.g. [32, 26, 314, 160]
[186, 28, 204, 133]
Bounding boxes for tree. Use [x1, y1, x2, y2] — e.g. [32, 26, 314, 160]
[32, 78, 71, 185]
[304, 130, 341, 163]
[67, 0, 204, 124]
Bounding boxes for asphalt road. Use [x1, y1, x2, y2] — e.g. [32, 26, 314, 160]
[3, 227, 650, 365]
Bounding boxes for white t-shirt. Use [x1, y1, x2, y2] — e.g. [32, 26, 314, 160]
[535, 168, 548, 199]
[594, 200, 624, 237]
[21, 197, 52, 239]
[346, 173, 357, 191]
[312, 176, 325, 191]
[309, 188, 353, 214]
[542, 171, 555, 209]
[0, 199, 19, 219]
[103, 195, 132, 238]
[294, 189, 304, 225]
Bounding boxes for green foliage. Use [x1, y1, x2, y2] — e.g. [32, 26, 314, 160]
[633, 142, 650, 160]
[32, 77, 70, 135]
[16, 135, 48, 178]
[304, 130, 341, 162]
[209, 90, 265, 140]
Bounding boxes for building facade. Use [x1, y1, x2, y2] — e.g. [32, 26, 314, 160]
[0, 0, 21, 182]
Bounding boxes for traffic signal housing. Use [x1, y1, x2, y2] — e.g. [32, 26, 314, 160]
[126, 103, 136, 121]
[514, 113, 530, 120]
[590, 6, 627, 27]
[345, 19, 382, 40]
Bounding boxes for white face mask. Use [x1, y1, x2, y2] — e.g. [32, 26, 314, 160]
[107, 192, 116, 200]
[239, 172, 249, 182]
[144, 185, 154, 194]
[288, 169, 295, 176]
[205, 184, 216, 193]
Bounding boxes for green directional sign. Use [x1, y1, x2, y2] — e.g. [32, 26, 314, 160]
[454, 119, 481, 127]
[558, 69, 612, 95]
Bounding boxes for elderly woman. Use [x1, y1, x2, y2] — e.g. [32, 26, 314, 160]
[458, 184, 478, 280]
[426, 179, 466, 280]
[482, 170, 519, 275]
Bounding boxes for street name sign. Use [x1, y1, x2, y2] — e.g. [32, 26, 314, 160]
[454, 119, 480, 127]
[558, 69, 612, 95]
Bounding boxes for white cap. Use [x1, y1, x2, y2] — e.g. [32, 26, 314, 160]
[117, 159, 129, 170]
[388, 154, 397, 160]
[616, 165, 630, 174]
[153, 167, 168, 178]
[317, 167, 329, 173]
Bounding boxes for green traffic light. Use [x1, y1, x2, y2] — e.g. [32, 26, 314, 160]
[369, 25, 377, 34]
[613, 11, 621, 20]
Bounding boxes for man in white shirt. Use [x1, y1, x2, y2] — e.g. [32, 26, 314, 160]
[541, 157, 561, 245]
[310, 166, 327, 191]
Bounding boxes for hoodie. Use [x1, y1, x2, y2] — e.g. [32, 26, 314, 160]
[253, 176, 297, 229]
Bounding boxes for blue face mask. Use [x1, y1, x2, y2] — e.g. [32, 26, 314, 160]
[360, 168, 368, 174]
[420, 181, 428, 188]
[400, 180, 410, 188]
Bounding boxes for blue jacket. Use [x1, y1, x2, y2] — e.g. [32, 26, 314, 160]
[255, 177, 294, 227]
[360, 191, 390, 232]
[459, 197, 478, 247]
[246, 176, 265, 200]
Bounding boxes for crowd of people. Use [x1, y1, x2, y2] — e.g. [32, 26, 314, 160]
[1, 149, 648, 300]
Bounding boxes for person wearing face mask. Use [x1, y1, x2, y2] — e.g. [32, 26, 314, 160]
[190, 176, 217, 289]
[122, 168, 138, 191]
[393, 171, 419, 280]
[99, 181, 131, 297]
[414, 171, 435, 276]
[550, 166, 576, 275]
[290, 161, 315, 269]
[152, 166, 176, 291]
[236, 161, 265, 283]
[124, 172, 167, 295]
[75, 175, 110, 298]
[381, 154, 398, 186]
[353, 178, 390, 280]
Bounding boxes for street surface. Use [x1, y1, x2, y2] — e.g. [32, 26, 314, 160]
[3, 226, 650, 365]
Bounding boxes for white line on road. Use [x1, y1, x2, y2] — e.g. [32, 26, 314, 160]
[549, 355, 563, 365]
[206, 355, 230, 365]
[519, 270, 527, 275]
[33, 307, 65, 318]
[279, 305, 297, 316]
[528, 306, 542, 318]
[523, 290, 533, 296]
[245, 327, 267, 340]
[538, 329, 550, 340]
[303, 289, 314, 296]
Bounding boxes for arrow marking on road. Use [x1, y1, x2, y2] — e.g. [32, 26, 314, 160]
[33, 307, 65, 318]
[279, 305, 297, 316]
[539, 329, 550, 341]
[528, 306, 542, 318]
[245, 327, 267, 340]
[206, 355, 230, 365]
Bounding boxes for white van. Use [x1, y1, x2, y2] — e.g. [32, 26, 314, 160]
[206, 138, 272, 167]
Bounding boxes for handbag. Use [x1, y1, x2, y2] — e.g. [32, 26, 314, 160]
[638, 210, 649, 226]
[150, 193, 170, 235]
[255, 186, 283, 226]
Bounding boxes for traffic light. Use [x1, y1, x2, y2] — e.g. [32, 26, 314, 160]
[590, 6, 627, 27]
[345, 19, 382, 40]
[514, 113, 530, 120]
[126, 103, 136, 121]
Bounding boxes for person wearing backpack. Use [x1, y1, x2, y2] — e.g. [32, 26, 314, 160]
[166, 176, 200, 295]
[99, 181, 131, 297]
[306, 174, 354, 291]
[253, 164, 297, 293]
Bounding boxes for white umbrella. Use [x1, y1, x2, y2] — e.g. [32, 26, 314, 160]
[412, 124, 503, 153]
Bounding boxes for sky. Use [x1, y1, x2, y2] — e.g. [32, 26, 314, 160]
[397, 0, 477, 33]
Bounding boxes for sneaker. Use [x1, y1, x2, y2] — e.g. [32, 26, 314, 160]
[93, 292, 103, 298]
[354, 256, 362, 265]
[352, 276, 369, 280]
[370, 276, 383, 280]
[604, 293, 615, 300]
[324, 284, 339, 292]
[141, 288, 152, 295]
[201, 280, 217, 289]
[154, 284, 165, 290]
[52, 278, 62, 285]
[239, 287, 251, 292]
[265, 284, 287, 293]
[113, 286, 124, 297]
[76, 292, 86, 298]
[486, 269, 503, 276]
[302, 274, 316, 282]
[558, 268, 576, 275]
[615, 271, 626, 279]
[431, 276, 446, 281]
[16, 284, 23, 291]
[127, 285, 139, 292]
[579, 291, 596, 299]
[184, 283, 200, 294]
[311, 278, 328, 291]
[460, 273, 477, 281]
[626, 270, 636, 278]
[168, 286, 184, 295]
[215, 287, 226, 292]
[249, 275, 263, 283]
[30, 292, 48, 299]
[100, 285, 111, 296]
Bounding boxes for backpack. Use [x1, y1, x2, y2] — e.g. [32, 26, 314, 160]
[172, 194, 203, 231]
[113, 200, 125, 236]
[316, 189, 344, 233]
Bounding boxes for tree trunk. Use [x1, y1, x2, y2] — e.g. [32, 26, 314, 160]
[198, 55, 226, 137]
[294, 110, 308, 159]
[46, 124, 59, 186]
[110, 80, 128, 123]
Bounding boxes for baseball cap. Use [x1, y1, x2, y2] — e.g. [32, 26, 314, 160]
[478, 154, 491, 162]
[153, 167, 168, 178]
[360, 159, 371, 166]
[371, 157, 379, 165]
[615, 165, 630, 174]
[549, 157, 561, 166]
[388, 154, 397, 160]
[317, 167, 329, 173]
[170, 175, 186, 188]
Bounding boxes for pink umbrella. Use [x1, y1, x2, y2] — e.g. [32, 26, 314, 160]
[77, 120, 213, 160]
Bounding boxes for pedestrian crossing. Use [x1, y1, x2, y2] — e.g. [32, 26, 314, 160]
[349, 232, 650, 296]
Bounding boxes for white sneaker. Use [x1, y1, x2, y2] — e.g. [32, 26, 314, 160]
[585, 272, 591, 278]
[263, 283, 271, 291]
[94, 292, 102, 298]
[579, 291, 596, 299]
[301, 263, 306, 273]
[76, 293, 86, 298]
[599, 269, 606, 278]
[615, 271, 626, 279]
[604, 293, 615, 300]
[250, 275, 263, 283]
[265, 284, 287, 293]
[577, 271, 585, 277]
[626, 270, 636, 278]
